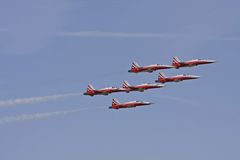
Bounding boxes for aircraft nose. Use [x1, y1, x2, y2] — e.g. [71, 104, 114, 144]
[147, 102, 154, 105]
[194, 76, 200, 79]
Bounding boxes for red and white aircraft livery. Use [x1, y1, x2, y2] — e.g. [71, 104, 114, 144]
[109, 98, 153, 109]
[172, 56, 216, 69]
[128, 61, 174, 73]
[155, 72, 200, 83]
[122, 81, 165, 92]
[83, 84, 126, 96]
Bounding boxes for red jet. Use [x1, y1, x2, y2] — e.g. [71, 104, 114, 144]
[83, 84, 126, 96]
[128, 61, 174, 73]
[172, 56, 216, 69]
[122, 81, 165, 92]
[155, 72, 200, 83]
[109, 98, 153, 109]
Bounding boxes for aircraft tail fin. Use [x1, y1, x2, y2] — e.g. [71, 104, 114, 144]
[131, 61, 140, 70]
[159, 72, 167, 79]
[122, 81, 131, 88]
[112, 98, 120, 107]
[172, 56, 181, 67]
[87, 84, 95, 93]
[158, 72, 167, 83]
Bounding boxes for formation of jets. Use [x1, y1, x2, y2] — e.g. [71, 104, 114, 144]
[84, 56, 216, 109]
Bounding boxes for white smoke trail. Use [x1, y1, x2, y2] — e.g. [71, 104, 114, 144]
[0, 106, 105, 124]
[0, 92, 82, 108]
[56, 31, 177, 38]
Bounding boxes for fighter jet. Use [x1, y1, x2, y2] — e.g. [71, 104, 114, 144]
[83, 84, 126, 96]
[109, 98, 153, 109]
[155, 72, 200, 83]
[122, 81, 165, 93]
[128, 61, 174, 73]
[172, 56, 216, 69]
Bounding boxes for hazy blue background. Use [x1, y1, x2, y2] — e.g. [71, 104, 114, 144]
[0, 0, 239, 159]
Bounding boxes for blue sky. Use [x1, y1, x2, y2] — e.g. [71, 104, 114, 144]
[0, 0, 240, 159]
